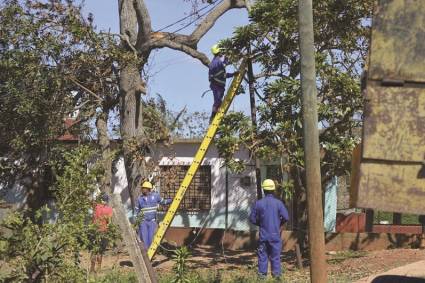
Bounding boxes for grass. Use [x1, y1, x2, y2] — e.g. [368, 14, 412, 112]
[157, 257, 369, 283]
[327, 250, 367, 264]
[89, 268, 137, 283]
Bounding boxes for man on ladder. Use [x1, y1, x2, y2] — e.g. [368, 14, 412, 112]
[208, 43, 238, 122]
[147, 58, 247, 260]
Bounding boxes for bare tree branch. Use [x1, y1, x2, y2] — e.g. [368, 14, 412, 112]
[134, 0, 152, 49]
[190, 0, 246, 43]
[69, 77, 103, 102]
[150, 32, 195, 48]
[254, 71, 286, 79]
[150, 39, 210, 67]
[138, 0, 247, 60]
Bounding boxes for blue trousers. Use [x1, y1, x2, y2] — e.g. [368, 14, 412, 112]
[258, 240, 282, 277]
[210, 83, 225, 113]
[139, 220, 157, 250]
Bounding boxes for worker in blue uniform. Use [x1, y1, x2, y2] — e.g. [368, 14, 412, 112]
[208, 43, 237, 122]
[249, 179, 289, 279]
[135, 181, 172, 250]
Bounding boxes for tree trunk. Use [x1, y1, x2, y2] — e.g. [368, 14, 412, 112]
[247, 48, 262, 200]
[119, 62, 146, 211]
[96, 111, 112, 195]
[117, 2, 156, 281]
[118, 0, 149, 211]
[292, 166, 308, 252]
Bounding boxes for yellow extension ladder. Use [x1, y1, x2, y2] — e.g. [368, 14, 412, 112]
[147, 59, 247, 259]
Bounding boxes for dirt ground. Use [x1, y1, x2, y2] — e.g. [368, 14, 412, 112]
[93, 246, 425, 282]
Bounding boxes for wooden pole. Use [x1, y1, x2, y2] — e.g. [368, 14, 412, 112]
[298, 0, 327, 282]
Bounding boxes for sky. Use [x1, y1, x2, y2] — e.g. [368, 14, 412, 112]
[82, 0, 251, 115]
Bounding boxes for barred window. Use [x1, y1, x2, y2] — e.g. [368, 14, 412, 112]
[159, 165, 211, 211]
[265, 165, 288, 185]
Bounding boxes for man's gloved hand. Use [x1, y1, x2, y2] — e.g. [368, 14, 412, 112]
[232, 71, 239, 76]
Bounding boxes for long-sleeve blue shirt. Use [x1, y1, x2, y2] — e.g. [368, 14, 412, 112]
[208, 56, 233, 87]
[135, 192, 171, 222]
[249, 194, 289, 242]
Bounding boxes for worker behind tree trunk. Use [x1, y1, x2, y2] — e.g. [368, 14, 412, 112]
[249, 179, 289, 280]
[136, 181, 172, 250]
[208, 43, 237, 122]
[90, 193, 113, 273]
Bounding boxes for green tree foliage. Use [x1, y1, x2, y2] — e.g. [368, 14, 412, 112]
[218, 0, 374, 186]
[0, 2, 124, 280]
[0, 0, 123, 207]
[216, 112, 253, 173]
[0, 146, 119, 282]
[0, 0, 75, 188]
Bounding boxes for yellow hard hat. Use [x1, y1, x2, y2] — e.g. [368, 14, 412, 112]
[262, 179, 276, 191]
[211, 43, 222, 55]
[141, 181, 153, 190]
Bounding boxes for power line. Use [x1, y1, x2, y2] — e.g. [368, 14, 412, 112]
[147, 0, 223, 49]
[155, 0, 221, 33]
[170, 0, 223, 34]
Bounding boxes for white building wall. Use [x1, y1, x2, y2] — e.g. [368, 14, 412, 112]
[111, 141, 258, 231]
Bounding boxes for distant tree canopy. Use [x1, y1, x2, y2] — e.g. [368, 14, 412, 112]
[217, 0, 373, 189]
[0, 0, 121, 189]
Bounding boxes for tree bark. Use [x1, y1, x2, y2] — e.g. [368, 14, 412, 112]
[118, 0, 152, 212]
[119, 62, 146, 211]
[96, 111, 112, 195]
[118, 3, 156, 279]
[292, 167, 308, 251]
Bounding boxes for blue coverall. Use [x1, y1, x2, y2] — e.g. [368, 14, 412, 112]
[249, 194, 289, 277]
[135, 192, 171, 249]
[208, 56, 234, 116]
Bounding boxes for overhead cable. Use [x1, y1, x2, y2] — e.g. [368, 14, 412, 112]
[155, 0, 221, 33]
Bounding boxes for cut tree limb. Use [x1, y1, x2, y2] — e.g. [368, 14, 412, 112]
[149, 39, 210, 67]
[111, 194, 156, 283]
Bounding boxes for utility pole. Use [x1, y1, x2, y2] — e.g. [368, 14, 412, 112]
[247, 46, 263, 200]
[298, 0, 327, 282]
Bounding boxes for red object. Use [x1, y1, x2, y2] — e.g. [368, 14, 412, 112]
[93, 204, 113, 232]
[57, 118, 79, 141]
[335, 213, 366, 233]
